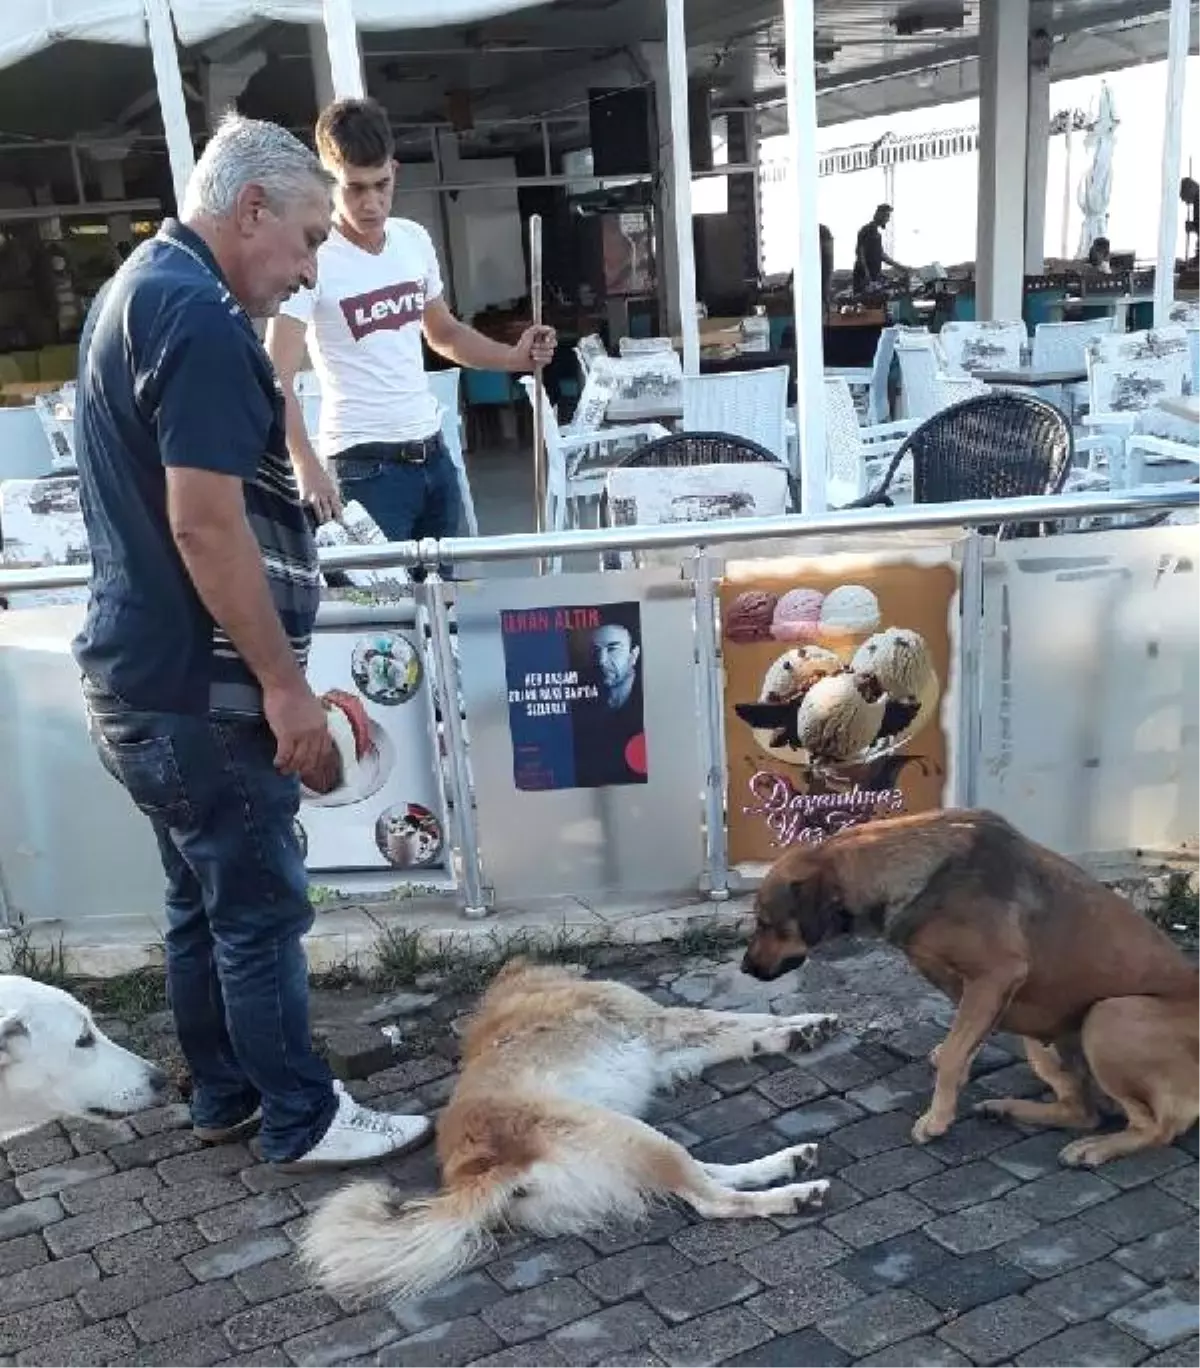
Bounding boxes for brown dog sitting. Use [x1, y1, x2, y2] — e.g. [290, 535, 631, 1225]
[742, 808, 1198, 1167]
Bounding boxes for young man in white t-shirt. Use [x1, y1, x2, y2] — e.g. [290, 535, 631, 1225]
[266, 98, 555, 539]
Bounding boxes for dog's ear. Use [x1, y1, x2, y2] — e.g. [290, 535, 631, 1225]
[0, 1011, 29, 1066]
[789, 866, 851, 948]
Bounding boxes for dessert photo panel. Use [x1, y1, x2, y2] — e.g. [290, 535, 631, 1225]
[720, 550, 959, 865]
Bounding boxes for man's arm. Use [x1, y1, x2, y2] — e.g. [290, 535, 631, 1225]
[265, 313, 342, 523]
[423, 298, 555, 372]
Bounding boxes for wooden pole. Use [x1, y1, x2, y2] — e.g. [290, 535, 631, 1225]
[529, 215, 547, 566]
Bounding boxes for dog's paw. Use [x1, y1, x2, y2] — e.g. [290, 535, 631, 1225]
[786, 1014, 838, 1051]
[1058, 1138, 1104, 1169]
[790, 1179, 829, 1213]
[789, 1143, 819, 1176]
[911, 1109, 951, 1145]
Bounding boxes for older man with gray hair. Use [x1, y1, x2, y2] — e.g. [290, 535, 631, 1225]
[73, 114, 432, 1169]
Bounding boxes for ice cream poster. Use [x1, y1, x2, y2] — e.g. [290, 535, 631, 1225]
[501, 602, 649, 791]
[720, 551, 959, 865]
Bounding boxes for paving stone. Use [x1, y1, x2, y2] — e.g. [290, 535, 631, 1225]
[824, 1191, 935, 1249]
[13, 1154, 114, 1201]
[1096, 1147, 1193, 1190]
[390, 1270, 507, 1333]
[107, 1130, 202, 1171]
[44, 1199, 151, 1257]
[1084, 1187, 1195, 1243]
[0, 1178, 17, 1210]
[999, 1217, 1119, 1279]
[233, 1255, 309, 1305]
[770, 1097, 867, 1142]
[882, 1023, 947, 1062]
[826, 1110, 916, 1160]
[376, 1315, 502, 1366]
[751, 1070, 829, 1110]
[0, 1234, 48, 1278]
[667, 1218, 779, 1266]
[488, 1237, 597, 1291]
[183, 1229, 292, 1282]
[644, 1082, 722, 1125]
[924, 1199, 1041, 1253]
[57, 1167, 162, 1215]
[355, 1057, 453, 1098]
[832, 1230, 951, 1292]
[840, 1146, 944, 1197]
[75, 1258, 194, 1321]
[990, 1130, 1079, 1180]
[846, 1061, 933, 1115]
[689, 1127, 796, 1167]
[722, 1326, 850, 1366]
[285, 1309, 401, 1366]
[577, 1244, 693, 1303]
[702, 1060, 767, 1094]
[855, 1335, 971, 1366]
[807, 1043, 901, 1093]
[546, 1301, 668, 1364]
[127, 1281, 245, 1344]
[239, 1165, 307, 1195]
[905, 1249, 1033, 1314]
[1026, 1257, 1151, 1323]
[221, 1289, 337, 1352]
[742, 1267, 863, 1333]
[679, 1093, 778, 1141]
[921, 1117, 1027, 1166]
[322, 1024, 398, 1079]
[581, 1210, 690, 1256]
[0, 1300, 85, 1357]
[1114, 1220, 1200, 1282]
[643, 1261, 761, 1323]
[4, 1131, 75, 1176]
[109, 1327, 230, 1367]
[127, 1104, 193, 1138]
[973, 1062, 1044, 1098]
[817, 1288, 943, 1356]
[771, 1175, 863, 1228]
[142, 1176, 248, 1222]
[0, 1199, 63, 1242]
[1013, 1320, 1153, 1366]
[195, 1192, 301, 1243]
[0, 1253, 99, 1314]
[1143, 1334, 1200, 1366]
[93, 1218, 206, 1275]
[469, 1342, 572, 1367]
[1156, 1167, 1199, 1210]
[649, 1305, 772, 1366]
[1004, 1169, 1119, 1224]
[14, 1315, 135, 1366]
[938, 1291, 1066, 1364]
[214, 1348, 291, 1367]
[737, 1227, 851, 1284]
[479, 1278, 602, 1344]
[907, 1159, 1020, 1213]
[1109, 1284, 1200, 1350]
[156, 1142, 253, 1186]
[63, 1117, 137, 1157]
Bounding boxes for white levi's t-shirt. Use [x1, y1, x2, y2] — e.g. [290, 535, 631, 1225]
[279, 218, 444, 454]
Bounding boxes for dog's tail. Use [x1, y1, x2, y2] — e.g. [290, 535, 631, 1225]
[300, 1177, 509, 1304]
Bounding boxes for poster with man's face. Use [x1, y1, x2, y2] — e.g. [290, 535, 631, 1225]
[501, 602, 648, 791]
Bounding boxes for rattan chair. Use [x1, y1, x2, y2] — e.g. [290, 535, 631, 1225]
[846, 392, 1074, 537]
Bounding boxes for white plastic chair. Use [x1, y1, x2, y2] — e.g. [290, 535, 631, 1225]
[939, 321, 1027, 374]
[617, 336, 675, 357]
[426, 367, 478, 537]
[1168, 301, 1199, 394]
[823, 376, 917, 506]
[826, 325, 902, 426]
[1032, 317, 1116, 416]
[680, 366, 790, 465]
[894, 334, 984, 421]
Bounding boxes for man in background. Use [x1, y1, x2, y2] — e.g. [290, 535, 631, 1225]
[267, 97, 555, 539]
[852, 204, 909, 295]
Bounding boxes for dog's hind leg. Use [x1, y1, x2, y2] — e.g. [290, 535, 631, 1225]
[975, 1037, 1099, 1131]
[700, 1143, 818, 1189]
[648, 1007, 838, 1078]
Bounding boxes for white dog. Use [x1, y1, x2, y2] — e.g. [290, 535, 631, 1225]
[0, 975, 167, 1141]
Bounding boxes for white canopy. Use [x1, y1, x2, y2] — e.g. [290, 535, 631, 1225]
[0, 0, 549, 71]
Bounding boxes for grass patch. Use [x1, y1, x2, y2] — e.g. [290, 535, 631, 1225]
[4, 928, 70, 986]
[1148, 871, 1200, 948]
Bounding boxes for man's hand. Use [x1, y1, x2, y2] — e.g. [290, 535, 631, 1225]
[264, 680, 339, 790]
[295, 453, 343, 525]
[507, 324, 557, 373]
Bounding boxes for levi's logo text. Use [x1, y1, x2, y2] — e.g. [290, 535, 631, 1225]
[340, 280, 427, 339]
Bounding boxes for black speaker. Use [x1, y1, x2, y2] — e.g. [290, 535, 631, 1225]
[689, 82, 713, 172]
[589, 87, 652, 177]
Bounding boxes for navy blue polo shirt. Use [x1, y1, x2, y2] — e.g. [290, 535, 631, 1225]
[73, 220, 320, 716]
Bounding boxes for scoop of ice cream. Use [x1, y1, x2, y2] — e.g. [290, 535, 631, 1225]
[795, 674, 885, 762]
[819, 584, 881, 640]
[852, 628, 936, 703]
[725, 590, 778, 644]
[761, 646, 843, 705]
[770, 587, 825, 642]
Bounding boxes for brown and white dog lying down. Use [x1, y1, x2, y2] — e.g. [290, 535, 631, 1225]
[743, 808, 1199, 1166]
[302, 962, 838, 1303]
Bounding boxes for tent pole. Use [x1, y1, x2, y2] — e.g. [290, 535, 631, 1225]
[1154, 0, 1188, 326]
[321, 0, 366, 101]
[143, 0, 194, 210]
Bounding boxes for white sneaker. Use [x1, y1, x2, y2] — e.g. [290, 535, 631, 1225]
[276, 1088, 434, 1171]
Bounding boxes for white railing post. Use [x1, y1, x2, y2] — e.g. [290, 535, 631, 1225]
[664, 0, 699, 376]
[1154, 0, 1189, 326]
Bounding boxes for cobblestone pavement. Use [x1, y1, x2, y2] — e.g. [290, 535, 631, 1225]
[2, 950, 1197, 1368]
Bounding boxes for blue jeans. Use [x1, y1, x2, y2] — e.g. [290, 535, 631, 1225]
[334, 437, 461, 542]
[84, 679, 337, 1162]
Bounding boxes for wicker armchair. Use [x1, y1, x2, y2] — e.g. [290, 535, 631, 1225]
[846, 392, 1074, 537]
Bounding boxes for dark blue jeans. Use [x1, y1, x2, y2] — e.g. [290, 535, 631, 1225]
[334, 436, 462, 542]
[84, 680, 337, 1162]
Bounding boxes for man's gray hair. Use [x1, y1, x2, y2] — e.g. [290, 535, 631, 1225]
[182, 113, 332, 219]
